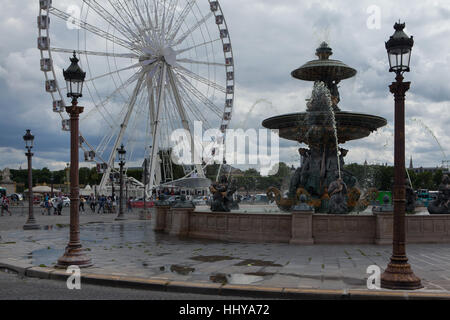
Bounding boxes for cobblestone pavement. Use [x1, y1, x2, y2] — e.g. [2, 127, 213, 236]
[1, 207, 450, 293]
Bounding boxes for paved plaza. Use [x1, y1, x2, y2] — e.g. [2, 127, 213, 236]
[1, 206, 450, 298]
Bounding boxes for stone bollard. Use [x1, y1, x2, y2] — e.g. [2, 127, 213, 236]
[290, 195, 314, 245]
[153, 200, 170, 232]
[169, 199, 195, 237]
[139, 207, 153, 220]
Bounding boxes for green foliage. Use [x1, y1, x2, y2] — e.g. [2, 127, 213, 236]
[8, 161, 444, 193]
[344, 163, 443, 191]
[232, 162, 291, 192]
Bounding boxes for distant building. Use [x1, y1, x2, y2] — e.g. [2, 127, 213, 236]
[408, 157, 449, 174]
[0, 168, 16, 194]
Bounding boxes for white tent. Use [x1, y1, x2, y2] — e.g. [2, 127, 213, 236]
[24, 185, 61, 194]
[80, 185, 94, 196]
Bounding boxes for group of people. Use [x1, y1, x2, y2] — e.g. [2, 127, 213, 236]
[1, 192, 136, 217]
[84, 194, 134, 214]
[42, 193, 64, 216]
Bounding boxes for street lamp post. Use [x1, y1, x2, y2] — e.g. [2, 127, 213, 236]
[56, 52, 92, 268]
[115, 144, 126, 220]
[110, 167, 115, 207]
[380, 22, 422, 290]
[23, 130, 39, 230]
[50, 172, 54, 198]
[143, 158, 148, 211]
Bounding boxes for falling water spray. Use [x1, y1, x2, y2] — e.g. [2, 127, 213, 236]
[322, 82, 341, 180]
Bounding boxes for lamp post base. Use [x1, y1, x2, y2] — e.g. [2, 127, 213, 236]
[23, 221, 40, 230]
[381, 258, 422, 290]
[56, 245, 92, 268]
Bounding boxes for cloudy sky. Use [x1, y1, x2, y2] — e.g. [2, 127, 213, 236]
[0, 0, 449, 173]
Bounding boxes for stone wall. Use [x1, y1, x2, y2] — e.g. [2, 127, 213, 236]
[154, 206, 450, 244]
[188, 212, 292, 243]
[312, 214, 376, 244]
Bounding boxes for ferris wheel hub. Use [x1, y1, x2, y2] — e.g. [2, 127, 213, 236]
[162, 47, 177, 67]
[139, 46, 177, 67]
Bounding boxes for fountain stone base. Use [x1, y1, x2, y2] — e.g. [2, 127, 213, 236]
[153, 205, 450, 244]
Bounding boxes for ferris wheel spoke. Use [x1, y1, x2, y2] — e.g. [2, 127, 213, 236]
[148, 64, 168, 189]
[175, 38, 221, 55]
[107, 0, 140, 38]
[174, 84, 212, 129]
[82, 0, 140, 42]
[117, 0, 147, 44]
[85, 62, 142, 83]
[49, 7, 136, 52]
[168, 67, 206, 177]
[99, 73, 146, 191]
[165, 0, 180, 39]
[174, 65, 226, 93]
[82, 70, 144, 122]
[167, 67, 190, 132]
[173, 73, 214, 129]
[177, 58, 226, 67]
[50, 47, 138, 59]
[125, 92, 147, 161]
[142, 0, 158, 45]
[146, 76, 157, 137]
[177, 74, 223, 117]
[172, 11, 214, 47]
[168, 0, 197, 42]
[132, 0, 155, 46]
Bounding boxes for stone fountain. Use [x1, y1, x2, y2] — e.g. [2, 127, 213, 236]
[263, 42, 387, 213]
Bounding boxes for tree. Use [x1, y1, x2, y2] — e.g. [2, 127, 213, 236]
[433, 170, 443, 190]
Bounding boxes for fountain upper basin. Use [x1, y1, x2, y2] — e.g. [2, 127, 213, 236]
[262, 111, 387, 144]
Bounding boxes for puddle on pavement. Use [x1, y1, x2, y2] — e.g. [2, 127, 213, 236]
[245, 271, 275, 277]
[262, 272, 365, 286]
[151, 264, 196, 276]
[207, 270, 364, 286]
[170, 265, 195, 275]
[234, 259, 282, 267]
[210, 273, 265, 285]
[189, 255, 236, 262]
[0, 267, 19, 275]
[24, 247, 64, 267]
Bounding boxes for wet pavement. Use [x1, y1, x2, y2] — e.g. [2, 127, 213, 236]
[1, 209, 450, 293]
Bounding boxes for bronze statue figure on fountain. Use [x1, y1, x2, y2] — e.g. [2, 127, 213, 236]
[209, 175, 237, 212]
[328, 174, 348, 214]
[405, 178, 416, 213]
[325, 79, 341, 111]
[428, 174, 450, 214]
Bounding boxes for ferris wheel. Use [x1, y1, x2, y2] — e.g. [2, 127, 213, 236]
[37, 0, 235, 193]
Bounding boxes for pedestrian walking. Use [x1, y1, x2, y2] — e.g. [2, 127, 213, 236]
[127, 197, 133, 212]
[89, 194, 96, 212]
[1, 195, 11, 216]
[97, 195, 106, 214]
[55, 193, 63, 215]
[106, 196, 112, 213]
[44, 193, 52, 215]
[79, 196, 85, 212]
